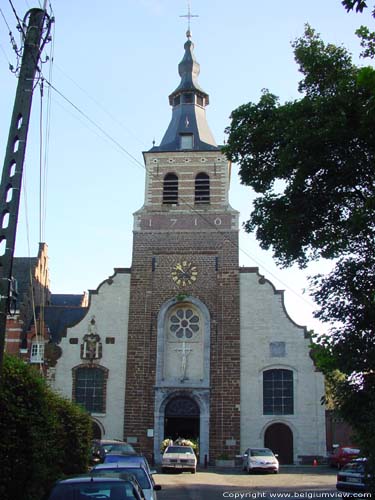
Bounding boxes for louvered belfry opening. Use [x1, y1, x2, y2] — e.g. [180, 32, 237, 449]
[163, 173, 179, 204]
[195, 172, 210, 204]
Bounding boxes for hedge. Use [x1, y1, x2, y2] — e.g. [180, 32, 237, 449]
[0, 354, 92, 500]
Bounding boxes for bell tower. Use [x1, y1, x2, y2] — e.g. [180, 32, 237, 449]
[124, 31, 241, 463]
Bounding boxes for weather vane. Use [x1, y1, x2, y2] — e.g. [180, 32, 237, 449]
[179, 1, 199, 39]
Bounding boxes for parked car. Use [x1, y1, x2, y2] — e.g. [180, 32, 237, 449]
[242, 447, 279, 474]
[91, 439, 137, 464]
[337, 458, 371, 494]
[329, 446, 360, 469]
[104, 454, 154, 475]
[44, 474, 146, 500]
[92, 461, 161, 500]
[161, 445, 197, 474]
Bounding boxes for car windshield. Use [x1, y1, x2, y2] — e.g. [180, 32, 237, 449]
[250, 449, 273, 457]
[342, 461, 366, 473]
[166, 446, 194, 454]
[93, 467, 150, 490]
[48, 481, 137, 499]
[342, 448, 360, 454]
[103, 443, 135, 454]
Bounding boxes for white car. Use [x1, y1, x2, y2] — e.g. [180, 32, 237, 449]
[243, 447, 279, 473]
[162, 445, 197, 474]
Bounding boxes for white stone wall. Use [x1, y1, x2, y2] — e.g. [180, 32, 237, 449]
[52, 271, 131, 440]
[240, 270, 326, 462]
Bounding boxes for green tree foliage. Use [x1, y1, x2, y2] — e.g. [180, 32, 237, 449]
[224, 25, 375, 491]
[0, 355, 92, 500]
[224, 26, 375, 268]
[342, 0, 375, 57]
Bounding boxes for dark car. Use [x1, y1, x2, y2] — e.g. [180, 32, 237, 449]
[91, 439, 137, 464]
[44, 474, 146, 500]
[337, 458, 371, 494]
[329, 446, 360, 469]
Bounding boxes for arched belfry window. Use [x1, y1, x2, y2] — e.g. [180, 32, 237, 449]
[195, 172, 210, 204]
[263, 369, 294, 415]
[163, 173, 179, 204]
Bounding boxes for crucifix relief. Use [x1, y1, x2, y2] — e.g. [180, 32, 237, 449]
[174, 341, 193, 381]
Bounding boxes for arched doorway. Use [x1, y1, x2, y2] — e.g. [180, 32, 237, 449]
[164, 396, 200, 441]
[92, 420, 102, 439]
[264, 423, 293, 464]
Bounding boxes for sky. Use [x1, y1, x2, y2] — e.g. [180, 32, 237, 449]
[0, 0, 373, 334]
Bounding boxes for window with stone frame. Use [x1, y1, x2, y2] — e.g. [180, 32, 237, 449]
[194, 172, 210, 204]
[263, 368, 293, 415]
[73, 366, 107, 413]
[163, 173, 179, 204]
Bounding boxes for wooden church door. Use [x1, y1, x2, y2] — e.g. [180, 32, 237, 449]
[264, 423, 293, 464]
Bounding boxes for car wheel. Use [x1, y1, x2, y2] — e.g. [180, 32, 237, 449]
[161, 467, 167, 473]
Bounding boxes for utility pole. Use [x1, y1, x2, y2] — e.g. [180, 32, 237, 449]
[0, 8, 51, 378]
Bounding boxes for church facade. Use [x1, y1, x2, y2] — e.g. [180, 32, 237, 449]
[50, 32, 326, 465]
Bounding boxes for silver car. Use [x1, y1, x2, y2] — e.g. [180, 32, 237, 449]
[92, 461, 161, 500]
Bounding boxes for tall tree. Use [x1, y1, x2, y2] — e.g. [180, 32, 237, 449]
[342, 0, 375, 58]
[223, 25, 375, 491]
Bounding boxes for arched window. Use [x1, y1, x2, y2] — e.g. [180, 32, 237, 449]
[195, 173, 210, 204]
[163, 173, 179, 204]
[263, 369, 293, 415]
[73, 366, 108, 413]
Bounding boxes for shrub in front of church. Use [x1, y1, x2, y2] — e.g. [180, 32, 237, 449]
[0, 354, 92, 500]
[46, 390, 93, 476]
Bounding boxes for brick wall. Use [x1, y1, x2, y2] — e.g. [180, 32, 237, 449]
[124, 228, 241, 458]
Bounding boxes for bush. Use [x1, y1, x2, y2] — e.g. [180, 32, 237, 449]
[0, 355, 92, 500]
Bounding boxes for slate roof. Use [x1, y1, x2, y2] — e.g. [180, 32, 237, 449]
[12, 257, 37, 300]
[51, 294, 86, 307]
[38, 305, 88, 343]
[150, 34, 219, 153]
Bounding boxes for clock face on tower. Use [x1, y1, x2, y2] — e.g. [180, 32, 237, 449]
[171, 261, 198, 287]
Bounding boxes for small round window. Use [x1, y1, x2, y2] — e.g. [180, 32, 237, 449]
[169, 308, 200, 339]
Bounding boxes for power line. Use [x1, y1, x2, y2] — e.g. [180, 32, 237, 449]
[42, 78, 316, 311]
[44, 79, 145, 170]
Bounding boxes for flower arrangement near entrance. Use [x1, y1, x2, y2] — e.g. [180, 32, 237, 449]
[160, 437, 199, 454]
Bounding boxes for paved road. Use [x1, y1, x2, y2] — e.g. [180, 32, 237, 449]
[153, 466, 340, 500]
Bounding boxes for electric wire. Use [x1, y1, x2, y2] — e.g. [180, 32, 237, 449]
[2, 3, 315, 315]
[8, 0, 26, 39]
[41, 17, 55, 242]
[22, 164, 41, 368]
[0, 43, 10, 66]
[0, 5, 19, 61]
[0, 6, 12, 33]
[44, 79, 146, 170]
[54, 63, 148, 150]
[43, 78, 316, 311]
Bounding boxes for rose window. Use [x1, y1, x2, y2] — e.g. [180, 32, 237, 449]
[169, 308, 200, 339]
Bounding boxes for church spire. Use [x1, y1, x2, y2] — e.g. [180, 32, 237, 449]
[151, 32, 218, 152]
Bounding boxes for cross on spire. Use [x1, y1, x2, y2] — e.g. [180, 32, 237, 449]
[179, 1, 199, 39]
